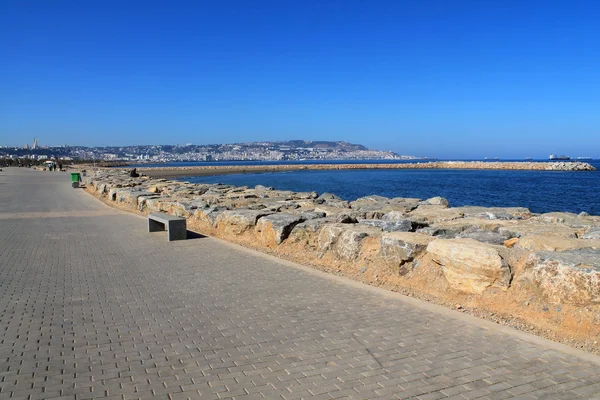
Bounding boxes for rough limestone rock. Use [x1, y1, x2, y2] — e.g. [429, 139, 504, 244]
[521, 249, 600, 305]
[423, 196, 450, 207]
[408, 205, 465, 223]
[457, 229, 512, 246]
[582, 227, 600, 239]
[291, 191, 318, 200]
[352, 195, 391, 204]
[515, 235, 600, 252]
[215, 210, 273, 235]
[427, 238, 512, 294]
[318, 192, 342, 201]
[313, 205, 356, 217]
[288, 217, 335, 249]
[157, 201, 191, 218]
[194, 206, 228, 227]
[382, 210, 408, 221]
[335, 213, 359, 224]
[349, 203, 388, 219]
[318, 224, 381, 260]
[137, 195, 161, 211]
[326, 200, 351, 208]
[317, 224, 346, 254]
[379, 232, 433, 275]
[457, 206, 532, 220]
[416, 226, 458, 239]
[255, 213, 305, 247]
[335, 226, 382, 261]
[255, 184, 274, 191]
[532, 212, 594, 227]
[390, 197, 422, 205]
[497, 220, 580, 239]
[145, 198, 163, 213]
[359, 219, 413, 232]
[300, 211, 327, 220]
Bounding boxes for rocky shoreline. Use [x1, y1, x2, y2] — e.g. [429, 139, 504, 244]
[83, 168, 600, 353]
[135, 161, 596, 178]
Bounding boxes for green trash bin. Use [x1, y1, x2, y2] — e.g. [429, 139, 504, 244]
[70, 172, 81, 188]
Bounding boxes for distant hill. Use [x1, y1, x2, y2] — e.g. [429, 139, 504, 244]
[269, 140, 369, 151]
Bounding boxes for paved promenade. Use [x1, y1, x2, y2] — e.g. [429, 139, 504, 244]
[1, 167, 599, 400]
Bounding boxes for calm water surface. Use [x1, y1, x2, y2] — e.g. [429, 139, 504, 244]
[165, 160, 600, 215]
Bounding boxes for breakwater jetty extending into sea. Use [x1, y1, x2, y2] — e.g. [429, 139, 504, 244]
[84, 167, 600, 352]
[134, 161, 596, 178]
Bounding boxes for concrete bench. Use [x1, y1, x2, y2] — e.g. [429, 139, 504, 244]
[148, 213, 187, 241]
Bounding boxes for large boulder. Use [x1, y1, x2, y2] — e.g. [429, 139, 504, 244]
[352, 195, 391, 204]
[422, 196, 449, 207]
[359, 219, 413, 232]
[300, 211, 327, 220]
[318, 224, 381, 261]
[456, 229, 512, 245]
[317, 192, 342, 201]
[457, 206, 532, 220]
[408, 205, 465, 223]
[157, 201, 191, 218]
[515, 235, 600, 252]
[497, 220, 580, 239]
[215, 210, 273, 235]
[532, 212, 596, 228]
[287, 217, 335, 249]
[291, 191, 319, 200]
[194, 206, 228, 227]
[137, 195, 161, 211]
[382, 210, 408, 221]
[427, 238, 512, 294]
[379, 232, 433, 275]
[416, 226, 458, 239]
[520, 249, 600, 305]
[255, 213, 305, 247]
[582, 227, 600, 239]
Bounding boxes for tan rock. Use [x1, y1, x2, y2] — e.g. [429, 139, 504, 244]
[498, 220, 579, 239]
[408, 205, 465, 223]
[255, 213, 304, 247]
[504, 237, 519, 248]
[317, 224, 346, 254]
[317, 224, 381, 261]
[287, 218, 334, 249]
[379, 232, 433, 275]
[423, 196, 449, 207]
[215, 210, 274, 235]
[520, 250, 600, 305]
[516, 235, 600, 252]
[532, 212, 594, 227]
[427, 238, 512, 294]
[336, 226, 381, 261]
[456, 206, 532, 220]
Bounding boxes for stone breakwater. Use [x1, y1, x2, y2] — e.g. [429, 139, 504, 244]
[85, 169, 600, 349]
[135, 161, 596, 178]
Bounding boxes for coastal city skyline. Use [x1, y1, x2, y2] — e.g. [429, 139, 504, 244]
[2, 1, 599, 159]
[1, 137, 596, 162]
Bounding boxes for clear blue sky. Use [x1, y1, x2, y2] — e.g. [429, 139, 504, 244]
[1, 0, 599, 158]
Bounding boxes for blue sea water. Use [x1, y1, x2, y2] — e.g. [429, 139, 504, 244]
[159, 160, 600, 215]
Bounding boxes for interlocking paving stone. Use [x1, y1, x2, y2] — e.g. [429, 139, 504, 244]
[1, 167, 599, 399]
